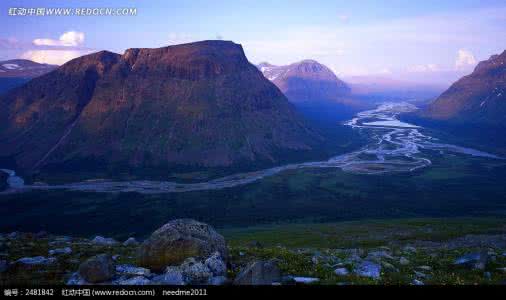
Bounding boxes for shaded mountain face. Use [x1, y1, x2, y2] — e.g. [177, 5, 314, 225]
[0, 41, 322, 176]
[418, 50, 506, 126]
[0, 59, 57, 94]
[257, 60, 352, 104]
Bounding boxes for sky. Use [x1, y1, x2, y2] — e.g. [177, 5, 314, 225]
[1, 0, 505, 85]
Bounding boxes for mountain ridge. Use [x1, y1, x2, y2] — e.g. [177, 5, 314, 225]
[257, 60, 353, 105]
[417, 50, 506, 126]
[0, 40, 323, 178]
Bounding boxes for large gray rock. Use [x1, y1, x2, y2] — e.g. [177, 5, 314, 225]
[78, 254, 115, 283]
[233, 260, 281, 285]
[137, 219, 227, 272]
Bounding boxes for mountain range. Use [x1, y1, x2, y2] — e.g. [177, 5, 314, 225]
[257, 60, 355, 106]
[0, 59, 57, 95]
[0, 41, 323, 177]
[417, 50, 506, 126]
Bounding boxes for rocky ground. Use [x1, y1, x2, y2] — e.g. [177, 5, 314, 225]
[1, 218, 506, 285]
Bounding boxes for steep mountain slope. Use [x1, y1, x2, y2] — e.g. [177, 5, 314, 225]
[0, 41, 322, 177]
[0, 59, 57, 94]
[418, 50, 506, 126]
[257, 60, 352, 104]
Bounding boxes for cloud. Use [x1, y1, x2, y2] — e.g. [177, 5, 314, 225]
[407, 64, 439, 73]
[33, 31, 85, 47]
[338, 15, 349, 22]
[21, 49, 91, 65]
[455, 49, 477, 70]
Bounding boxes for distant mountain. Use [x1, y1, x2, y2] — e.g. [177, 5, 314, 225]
[417, 50, 506, 126]
[0, 59, 57, 94]
[0, 59, 57, 78]
[0, 41, 322, 177]
[345, 75, 446, 104]
[257, 60, 353, 105]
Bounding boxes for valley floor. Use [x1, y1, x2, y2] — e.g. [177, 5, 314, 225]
[2, 217, 506, 285]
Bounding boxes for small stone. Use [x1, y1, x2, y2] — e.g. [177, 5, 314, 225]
[354, 261, 381, 280]
[116, 276, 151, 285]
[116, 264, 151, 277]
[91, 236, 118, 246]
[412, 279, 424, 286]
[123, 237, 139, 247]
[49, 247, 72, 256]
[403, 246, 417, 253]
[417, 265, 432, 272]
[414, 271, 427, 279]
[205, 252, 227, 276]
[334, 268, 349, 276]
[293, 277, 320, 284]
[180, 257, 213, 284]
[16, 256, 56, 266]
[78, 254, 115, 283]
[152, 267, 184, 285]
[455, 251, 490, 270]
[399, 257, 410, 266]
[66, 272, 88, 285]
[381, 261, 399, 273]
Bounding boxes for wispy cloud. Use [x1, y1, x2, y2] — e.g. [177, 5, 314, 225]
[33, 31, 85, 47]
[239, 6, 506, 83]
[455, 49, 477, 70]
[21, 49, 92, 65]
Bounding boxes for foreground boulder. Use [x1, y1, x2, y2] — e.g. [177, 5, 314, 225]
[78, 254, 115, 283]
[138, 219, 228, 272]
[234, 260, 281, 285]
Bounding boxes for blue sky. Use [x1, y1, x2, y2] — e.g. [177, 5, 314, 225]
[1, 0, 505, 84]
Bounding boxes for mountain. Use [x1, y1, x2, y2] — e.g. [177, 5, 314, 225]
[0, 41, 322, 177]
[0, 59, 57, 95]
[417, 50, 506, 126]
[0, 59, 57, 78]
[345, 75, 446, 104]
[257, 60, 352, 105]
